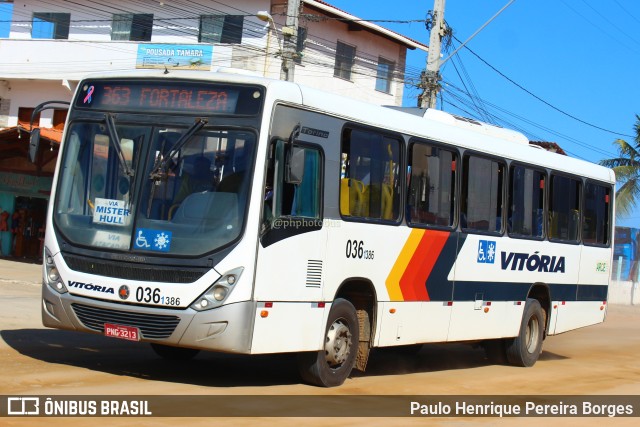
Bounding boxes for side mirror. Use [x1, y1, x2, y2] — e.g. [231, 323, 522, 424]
[29, 128, 41, 164]
[285, 145, 305, 184]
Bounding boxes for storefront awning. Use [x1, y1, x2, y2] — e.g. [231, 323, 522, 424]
[0, 123, 62, 172]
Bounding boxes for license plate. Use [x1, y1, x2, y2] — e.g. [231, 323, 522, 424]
[104, 323, 140, 341]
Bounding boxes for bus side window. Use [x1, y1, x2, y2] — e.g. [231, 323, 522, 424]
[262, 140, 322, 232]
[583, 182, 611, 245]
[407, 140, 456, 228]
[507, 166, 545, 238]
[549, 174, 581, 243]
[339, 127, 401, 221]
[461, 154, 505, 233]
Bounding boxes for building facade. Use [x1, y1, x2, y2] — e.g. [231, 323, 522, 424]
[0, 0, 427, 259]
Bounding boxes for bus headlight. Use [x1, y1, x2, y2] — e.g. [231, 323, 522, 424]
[45, 248, 67, 294]
[47, 267, 60, 282]
[191, 267, 243, 311]
[212, 285, 228, 301]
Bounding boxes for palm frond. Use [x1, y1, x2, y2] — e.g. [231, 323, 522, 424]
[612, 165, 640, 181]
[616, 178, 640, 218]
[599, 116, 640, 219]
[600, 157, 639, 169]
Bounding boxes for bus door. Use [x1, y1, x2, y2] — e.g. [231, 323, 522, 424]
[252, 138, 326, 352]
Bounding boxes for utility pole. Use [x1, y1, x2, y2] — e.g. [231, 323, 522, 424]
[420, 0, 446, 109]
[281, 0, 301, 82]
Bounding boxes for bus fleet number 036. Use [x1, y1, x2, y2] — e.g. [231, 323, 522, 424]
[345, 240, 374, 260]
[135, 287, 180, 306]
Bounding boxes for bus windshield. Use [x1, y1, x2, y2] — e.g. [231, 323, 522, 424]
[53, 117, 256, 257]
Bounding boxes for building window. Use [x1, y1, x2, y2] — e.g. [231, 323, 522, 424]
[582, 182, 611, 245]
[507, 165, 545, 238]
[199, 15, 243, 44]
[549, 174, 581, 242]
[407, 141, 456, 227]
[461, 154, 505, 233]
[294, 27, 307, 64]
[340, 127, 401, 221]
[375, 57, 394, 93]
[18, 107, 40, 126]
[32, 12, 70, 39]
[111, 13, 153, 41]
[334, 41, 356, 81]
[0, 1, 14, 38]
[0, 98, 10, 127]
[53, 109, 67, 130]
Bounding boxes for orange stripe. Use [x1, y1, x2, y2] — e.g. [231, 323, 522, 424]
[385, 229, 424, 301]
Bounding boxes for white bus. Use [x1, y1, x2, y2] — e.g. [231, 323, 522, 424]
[38, 69, 614, 387]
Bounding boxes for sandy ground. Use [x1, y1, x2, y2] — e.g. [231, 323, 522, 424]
[0, 259, 639, 426]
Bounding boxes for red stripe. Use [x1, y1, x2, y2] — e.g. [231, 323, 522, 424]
[399, 230, 450, 301]
[399, 234, 432, 300]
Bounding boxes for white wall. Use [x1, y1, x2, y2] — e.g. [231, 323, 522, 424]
[0, 0, 413, 128]
[609, 281, 640, 305]
[272, 4, 407, 105]
[2, 80, 74, 127]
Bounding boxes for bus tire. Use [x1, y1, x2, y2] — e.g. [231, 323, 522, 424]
[150, 343, 200, 361]
[506, 298, 544, 367]
[296, 298, 359, 387]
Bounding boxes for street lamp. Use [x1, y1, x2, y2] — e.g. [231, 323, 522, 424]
[256, 11, 283, 78]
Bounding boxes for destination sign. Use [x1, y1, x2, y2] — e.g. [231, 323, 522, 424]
[76, 80, 263, 115]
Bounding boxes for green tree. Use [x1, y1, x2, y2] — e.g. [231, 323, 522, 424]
[599, 114, 640, 218]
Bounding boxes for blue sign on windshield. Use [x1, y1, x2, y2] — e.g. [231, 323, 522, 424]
[134, 228, 172, 252]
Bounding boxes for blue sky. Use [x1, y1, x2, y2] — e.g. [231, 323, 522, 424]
[330, 0, 640, 227]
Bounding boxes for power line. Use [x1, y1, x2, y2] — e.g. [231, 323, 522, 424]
[453, 36, 634, 138]
[558, 0, 640, 57]
[445, 39, 493, 124]
[613, 0, 640, 25]
[440, 79, 617, 159]
[577, 0, 640, 50]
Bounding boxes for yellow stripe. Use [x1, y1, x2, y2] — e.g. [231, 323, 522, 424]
[385, 229, 424, 301]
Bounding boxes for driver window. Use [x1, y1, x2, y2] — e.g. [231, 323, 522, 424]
[263, 140, 322, 231]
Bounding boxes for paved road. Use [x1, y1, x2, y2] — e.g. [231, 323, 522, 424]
[1, 258, 639, 426]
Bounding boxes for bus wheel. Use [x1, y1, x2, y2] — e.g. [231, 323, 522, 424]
[150, 343, 200, 361]
[506, 298, 544, 367]
[297, 298, 359, 387]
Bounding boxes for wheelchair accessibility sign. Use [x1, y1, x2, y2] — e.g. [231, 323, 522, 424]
[134, 228, 172, 252]
[477, 240, 496, 264]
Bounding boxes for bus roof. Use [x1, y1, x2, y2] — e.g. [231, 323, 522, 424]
[295, 80, 614, 184]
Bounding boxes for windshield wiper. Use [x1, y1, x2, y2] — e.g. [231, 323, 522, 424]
[105, 113, 136, 206]
[105, 113, 134, 178]
[149, 118, 208, 183]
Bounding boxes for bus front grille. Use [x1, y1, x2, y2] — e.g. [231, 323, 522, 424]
[71, 303, 181, 339]
[62, 254, 206, 283]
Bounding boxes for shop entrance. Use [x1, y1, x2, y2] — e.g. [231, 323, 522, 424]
[11, 196, 47, 260]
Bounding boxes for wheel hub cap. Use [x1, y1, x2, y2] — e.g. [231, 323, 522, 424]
[324, 319, 352, 367]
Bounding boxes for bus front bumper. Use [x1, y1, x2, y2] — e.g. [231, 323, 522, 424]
[41, 282, 256, 354]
